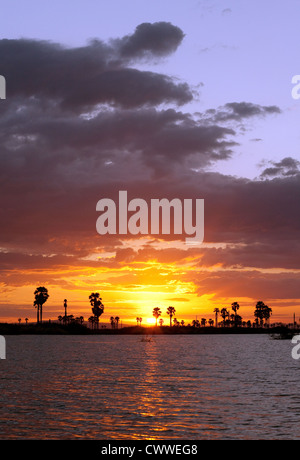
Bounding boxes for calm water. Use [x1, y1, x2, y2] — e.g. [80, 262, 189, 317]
[0, 334, 300, 440]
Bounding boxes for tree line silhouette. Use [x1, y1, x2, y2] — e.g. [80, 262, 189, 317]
[30, 286, 274, 329]
[150, 301, 272, 329]
[33, 287, 106, 329]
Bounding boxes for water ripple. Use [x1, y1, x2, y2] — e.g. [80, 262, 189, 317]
[0, 334, 300, 439]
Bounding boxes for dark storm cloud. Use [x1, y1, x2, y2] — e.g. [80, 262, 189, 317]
[115, 22, 185, 58]
[260, 157, 300, 178]
[204, 102, 281, 123]
[196, 172, 300, 245]
[62, 69, 192, 109]
[0, 105, 236, 177]
[0, 22, 191, 110]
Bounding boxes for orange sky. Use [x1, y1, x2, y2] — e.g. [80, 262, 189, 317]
[1, 237, 298, 325]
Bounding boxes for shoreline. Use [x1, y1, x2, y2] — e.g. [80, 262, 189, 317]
[0, 322, 296, 336]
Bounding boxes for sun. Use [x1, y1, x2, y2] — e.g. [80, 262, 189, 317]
[146, 317, 156, 326]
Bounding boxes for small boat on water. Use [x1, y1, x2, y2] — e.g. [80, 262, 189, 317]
[140, 336, 153, 342]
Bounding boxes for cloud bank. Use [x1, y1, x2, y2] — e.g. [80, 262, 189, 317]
[0, 22, 298, 319]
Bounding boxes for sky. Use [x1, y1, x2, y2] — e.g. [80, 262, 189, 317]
[0, 0, 300, 325]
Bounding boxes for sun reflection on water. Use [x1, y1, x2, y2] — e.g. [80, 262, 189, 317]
[1, 335, 299, 439]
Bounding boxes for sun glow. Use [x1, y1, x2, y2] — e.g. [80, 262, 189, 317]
[146, 317, 156, 325]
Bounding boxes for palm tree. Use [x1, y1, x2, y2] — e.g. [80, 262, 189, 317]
[254, 300, 271, 327]
[78, 316, 84, 324]
[64, 298, 67, 315]
[173, 318, 180, 327]
[136, 317, 143, 326]
[201, 318, 207, 327]
[115, 316, 120, 329]
[214, 308, 220, 328]
[18, 318, 21, 324]
[110, 316, 115, 329]
[88, 315, 95, 329]
[33, 286, 49, 324]
[159, 318, 164, 327]
[152, 307, 162, 326]
[254, 300, 272, 327]
[231, 301, 240, 327]
[166, 306, 176, 327]
[89, 292, 104, 329]
[263, 304, 272, 326]
[229, 313, 235, 327]
[220, 308, 229, 327]
[62, 299, 67, 324]
[254, 300, 264, 326]
[231, 301, 239, 315]
[25, 318, 28, 324]
[68, 314, 74, 323]
[208, 318, 214, 327]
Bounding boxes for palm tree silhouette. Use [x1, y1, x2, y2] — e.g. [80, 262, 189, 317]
[89, 292, 104, 329]
[254, 300, 272, 327]
[63, 299, 68, 323]
[220, 308, 229, 327]
[263, 304, 272, 325]
[214, 308, 220, 328]
[166, 306, 176, 327]
[231, 301, 240, 327]
[115, 316, 120, 329]
[152, 307, 162, 326]
[88, 315, 95, 329]
[230, 313, 235, 326]
[231, 301, 239, 314]
[77, 316, 84, 324]
[33, 286, 49, 324]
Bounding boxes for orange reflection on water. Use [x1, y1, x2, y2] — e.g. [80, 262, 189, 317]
[129, 338, 176, 439]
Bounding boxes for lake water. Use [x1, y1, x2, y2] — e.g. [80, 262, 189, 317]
[0, 334, 299, 440]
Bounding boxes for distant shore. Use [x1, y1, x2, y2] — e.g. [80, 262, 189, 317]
[0, 322, 296, 336]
